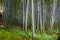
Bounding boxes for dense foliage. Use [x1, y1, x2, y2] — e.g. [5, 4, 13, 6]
[0, 27, 58, 40]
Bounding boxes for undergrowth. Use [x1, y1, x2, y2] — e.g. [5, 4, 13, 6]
[0, 27, 58, 40]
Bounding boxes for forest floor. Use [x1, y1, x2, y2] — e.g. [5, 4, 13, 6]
[0, 26, 58, 40]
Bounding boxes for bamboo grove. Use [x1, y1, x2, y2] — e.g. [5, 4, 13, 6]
[0, 0, 60, 40]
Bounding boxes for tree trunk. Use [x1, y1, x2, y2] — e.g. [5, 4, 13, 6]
[32, 0, 35, 40]
[50, 0, 58, 31]
[25, 0, 29, 31]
